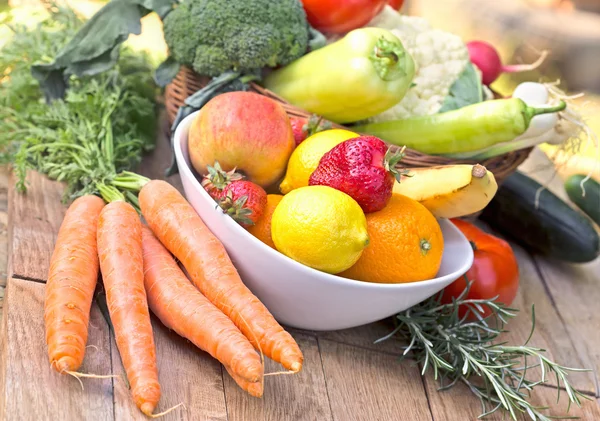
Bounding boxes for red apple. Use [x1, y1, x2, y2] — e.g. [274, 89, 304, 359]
[188, 92, 295, 188]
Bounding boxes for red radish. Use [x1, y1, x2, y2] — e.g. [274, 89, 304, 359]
[309, 136, 408, 213]
[467, 41, 548, 86]
[387, 0, 404, 9]
[218, 180, 267, 227]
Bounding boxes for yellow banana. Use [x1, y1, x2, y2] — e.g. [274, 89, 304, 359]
[393, 164, 498, 218]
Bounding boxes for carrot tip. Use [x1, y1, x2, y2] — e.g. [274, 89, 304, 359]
[248, 385, 264, 398]
[146, 402, 185, 418]
[140, 402, 156, 416]
[52, 357, 78, 374]
[290, 362, 302, 373]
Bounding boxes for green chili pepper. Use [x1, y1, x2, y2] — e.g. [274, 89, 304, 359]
[263, 28, 415, 124]
[352, 98, 567, 155]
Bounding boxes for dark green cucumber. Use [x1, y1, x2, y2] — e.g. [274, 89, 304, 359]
[480, 171, 599, 263]
[565, 175, 600, 226]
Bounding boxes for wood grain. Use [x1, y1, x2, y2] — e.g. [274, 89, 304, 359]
[223, 332, 332, 421]
[0, 276, 8, 420]
[111, 315, 228, 421]
[496, 243, 597, 394]
[138, 116, 183, 194]
[424, 376, 600, 421]
[318, 338, 433, 421]
[512, 148, 599, 395]
[0, 167, 9, 286]
[534, 256, 600, 396]
[0, 278, 113, 421]
[317, 319, 405, 355]
[8, 172, 66, 282]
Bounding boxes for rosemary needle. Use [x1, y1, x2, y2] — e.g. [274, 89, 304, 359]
[379, 277, 592, 420]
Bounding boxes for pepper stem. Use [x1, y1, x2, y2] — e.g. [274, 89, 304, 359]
[369, 37, 408, 82]
[523, 100, 567, 125]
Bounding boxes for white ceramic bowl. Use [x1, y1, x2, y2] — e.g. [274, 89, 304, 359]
[173, 112, 474, 331]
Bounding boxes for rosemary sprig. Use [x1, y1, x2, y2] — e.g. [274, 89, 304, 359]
[378, 277, 592, 420]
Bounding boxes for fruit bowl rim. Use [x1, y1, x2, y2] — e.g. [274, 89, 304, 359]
[173, 111, 474, 291]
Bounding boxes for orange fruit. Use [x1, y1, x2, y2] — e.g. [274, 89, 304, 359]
[247, 194, 283, 249]
[340, 194, 444, 283]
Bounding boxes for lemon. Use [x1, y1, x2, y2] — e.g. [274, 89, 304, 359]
[271, 186, 369, 274]
[279, 129, 358, 194]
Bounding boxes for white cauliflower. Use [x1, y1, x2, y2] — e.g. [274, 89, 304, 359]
[367, 6, 471, 121]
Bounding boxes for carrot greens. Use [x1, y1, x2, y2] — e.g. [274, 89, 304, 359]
[0, 5, 157, 206]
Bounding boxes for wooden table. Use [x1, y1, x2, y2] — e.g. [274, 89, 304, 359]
[1, 139, 599, 420]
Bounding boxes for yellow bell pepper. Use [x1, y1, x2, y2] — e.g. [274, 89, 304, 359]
[263, 27, 415, 124]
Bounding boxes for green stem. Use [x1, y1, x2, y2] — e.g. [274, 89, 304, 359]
[524, 100, 566, 124]
[27, 143, 87, 153]
[125, 191, 141, 214]
[96, 183, 125, 203]
[369, 37, 407, 82]
[111, 171, 150, 192]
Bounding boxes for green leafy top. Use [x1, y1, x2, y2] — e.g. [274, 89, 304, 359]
[31, 0, 176, 101]
[1, 5, 157, 207]
[438, 63, 484, 113]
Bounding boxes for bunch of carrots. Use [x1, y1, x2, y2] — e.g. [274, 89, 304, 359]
[43, 179, 303, 416]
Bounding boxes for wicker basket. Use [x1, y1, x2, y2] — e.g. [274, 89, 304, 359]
[165, 66, 531, 184]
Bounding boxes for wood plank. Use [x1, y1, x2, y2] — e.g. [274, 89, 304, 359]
[317, 320, 405, 355]
[495, 243, 597, 394]
[0, 276, 8, 419]
[111, 315, 228, 421]
[8, 172, 66, 282]
[0, 166, 9, 286]
[0, 278, 113, 421]
[318, 338, 432, 421]
[138, 116, 183, 194]
[223, 332, 332, 421]
[423, 375, 600, 421]
[513, 148, 600, 395]
[534, 256, 600, 396]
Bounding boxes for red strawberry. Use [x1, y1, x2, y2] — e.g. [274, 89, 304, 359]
[218, 180, 267, 227]
[290, 115, 332, 146]
[308, 136, 408, 213]
[201, 161, 243, 200]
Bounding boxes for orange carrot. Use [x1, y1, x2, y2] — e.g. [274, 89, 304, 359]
[97, 201, 160, 416]
[141, 225, 263, 383]
[139, 180, 303, 372]
[224, 366, 263, 398]
[45, 195, 105, 373]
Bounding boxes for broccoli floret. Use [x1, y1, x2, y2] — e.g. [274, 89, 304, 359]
[163, 0, 310, 77]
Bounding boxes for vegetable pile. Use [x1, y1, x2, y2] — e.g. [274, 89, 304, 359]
[2, 1, 598, 420]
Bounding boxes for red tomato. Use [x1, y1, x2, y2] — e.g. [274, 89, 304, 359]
[441, 219, 519, 318]
[387, 0, 405, 10]
[301, 0, 388, 34]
